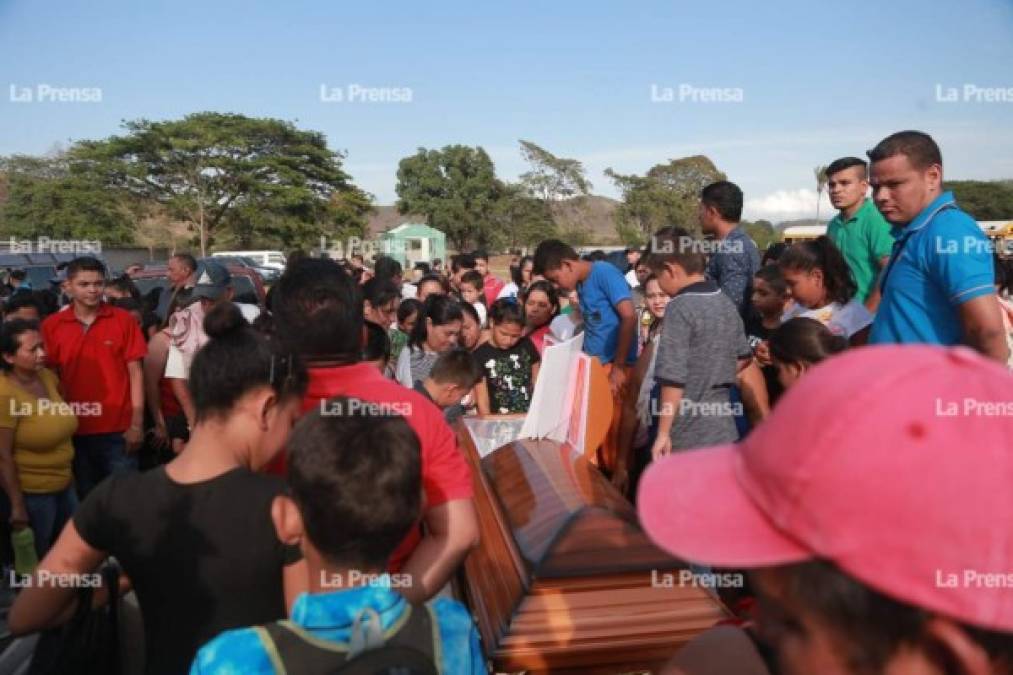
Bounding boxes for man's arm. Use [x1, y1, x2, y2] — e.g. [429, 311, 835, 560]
[143, 334, 170, 447]
[9, 521, 106, 634]
[864, 256, 890, 313]
[736, 359, 769, 425]
[125, 361, 144, 452]
[958, 294, 1010, 364]
[650, 384, 684, 460]
[398, 499, 479, 603]
[610, 299, 636, 393]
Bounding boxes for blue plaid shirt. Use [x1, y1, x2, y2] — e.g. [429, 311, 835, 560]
[190, 583, 486, 674]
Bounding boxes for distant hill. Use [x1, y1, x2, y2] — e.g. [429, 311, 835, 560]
[367, 195, 624, 247]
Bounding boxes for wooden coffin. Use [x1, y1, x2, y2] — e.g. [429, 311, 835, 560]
[455, 424, 728, 674]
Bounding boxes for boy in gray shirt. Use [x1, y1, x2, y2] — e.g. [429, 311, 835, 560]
[646, 227, 759, 456]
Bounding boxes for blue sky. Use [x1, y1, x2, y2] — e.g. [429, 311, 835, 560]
[2, 0, 1012, 222]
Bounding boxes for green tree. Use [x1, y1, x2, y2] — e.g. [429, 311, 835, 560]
[0, 154, 135, 244]
[489, 182, 557, 251]
[72, 112, 369, 256]
[606, 155, 725, 244]
[395, 145, 502, 251]
[741, 219, 777, 251]
[518, 140, 592, 203]
[814, 165, 828, 223]
[945, 180, 1013, 220]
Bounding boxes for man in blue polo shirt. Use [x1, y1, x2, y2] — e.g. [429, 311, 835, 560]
[867, 130, 1008, 363]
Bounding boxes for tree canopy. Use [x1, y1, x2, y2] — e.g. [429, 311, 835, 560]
[70, 112, 372, 254]
[606, 155, 726, 245]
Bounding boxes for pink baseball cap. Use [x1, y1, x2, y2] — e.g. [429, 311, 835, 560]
[638, 344, 1013, 632]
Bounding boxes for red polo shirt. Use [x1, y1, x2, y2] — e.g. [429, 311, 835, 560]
[483, 273, 505, 306]
[289, 362, 474, 571]
[42, 303, 147, 436]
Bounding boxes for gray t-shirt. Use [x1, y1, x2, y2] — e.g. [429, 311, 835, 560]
[654, 280, 751, 450]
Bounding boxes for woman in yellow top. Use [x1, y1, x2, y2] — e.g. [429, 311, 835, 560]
[0, 319, 79, 558]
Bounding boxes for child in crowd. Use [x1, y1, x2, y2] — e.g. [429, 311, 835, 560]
[616, 274, 671, 497]
[534, 240, 637, 471]
[549, 289, 582, 343]
[395, 295, 462, 389]
[362, 277, 401, 329]
[11, 303, 309, 675]
[363, 321, 391, 373]
[3, 295, 42, 323]
[779, 236, 873, 344]
[389, 298, 421, 375]
[746, 265, 791, 405]
[768, 317, 848, 392]
[415, 348, 483, 423]
[472, 299, 540, 415]
[190, 397, 485, 674]
[521, 280, 560, 356]
[457, 301, 484, 351]
[645, 228, 760, 457]
[459, 270, 488, 326]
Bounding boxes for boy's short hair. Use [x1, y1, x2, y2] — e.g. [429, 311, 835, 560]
[459, 270, 483, 291]
[532, 239, 579, 275]
[450, 253, 476, 273]
[4, 294, 42, 317]
[701, 181, 743, 223]
[271, 258, 363, 360]
[825, 156, 868, 180]
[428, 348, 483, 390]
[867, 130, 942, 170]
[65, 256, 107, 280]
[754, 263, 788, 296]
[287, 398, 422, 571]
[471, 249, 489, 263]
[362, 321, 391, 364]
[645, 226, 706, 275]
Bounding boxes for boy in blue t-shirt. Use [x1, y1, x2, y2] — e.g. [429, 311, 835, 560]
[534, 240, 638, 472]
[190, 396, 486, 674]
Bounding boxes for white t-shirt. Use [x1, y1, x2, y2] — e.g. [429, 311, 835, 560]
[781, 299, 873, 338]
[497, 282, 519, 300]
[473, 302, 487, 326]
[165, 303, 262, 379]
[625, 269, 639, 288]
[549, 313, 582, 342]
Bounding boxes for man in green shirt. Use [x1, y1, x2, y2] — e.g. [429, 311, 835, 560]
[826, 157, 895, 312]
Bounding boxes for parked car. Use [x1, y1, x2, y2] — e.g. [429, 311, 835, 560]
[132, 262, 267, 309]
[213, 250, 286, 272]
[207, 255, 280, 283]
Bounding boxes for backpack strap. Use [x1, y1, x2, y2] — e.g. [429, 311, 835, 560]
[254, 604, 441, 675]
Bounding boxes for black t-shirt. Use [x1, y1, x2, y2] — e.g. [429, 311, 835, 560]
[743, 313, 784, 405]
[472, 338, 540, 414]
[74, 466, 301, 675]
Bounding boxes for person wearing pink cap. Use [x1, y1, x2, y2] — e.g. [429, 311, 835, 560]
[639, 344, 1013, 675]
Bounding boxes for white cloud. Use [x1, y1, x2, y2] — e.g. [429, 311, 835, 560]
[743, 188, 835, 223]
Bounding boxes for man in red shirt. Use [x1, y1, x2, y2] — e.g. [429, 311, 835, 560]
[42, 257, 146, 497]
[473, 249, 505, 305]
[271, 258, 479, 603]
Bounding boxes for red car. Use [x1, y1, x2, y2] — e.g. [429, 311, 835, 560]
[131, 263, 268, 309]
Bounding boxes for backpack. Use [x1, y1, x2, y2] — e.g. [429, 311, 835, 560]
[255, 604, 440, 675]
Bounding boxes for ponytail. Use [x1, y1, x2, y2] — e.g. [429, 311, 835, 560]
[779, 236, 857, 305]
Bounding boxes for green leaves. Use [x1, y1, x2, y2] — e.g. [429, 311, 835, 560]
[68, 112, 371, 255]
[606, 155, 726, 244]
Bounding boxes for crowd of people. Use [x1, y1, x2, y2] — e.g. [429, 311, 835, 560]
[0, 129, 1010, 674]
